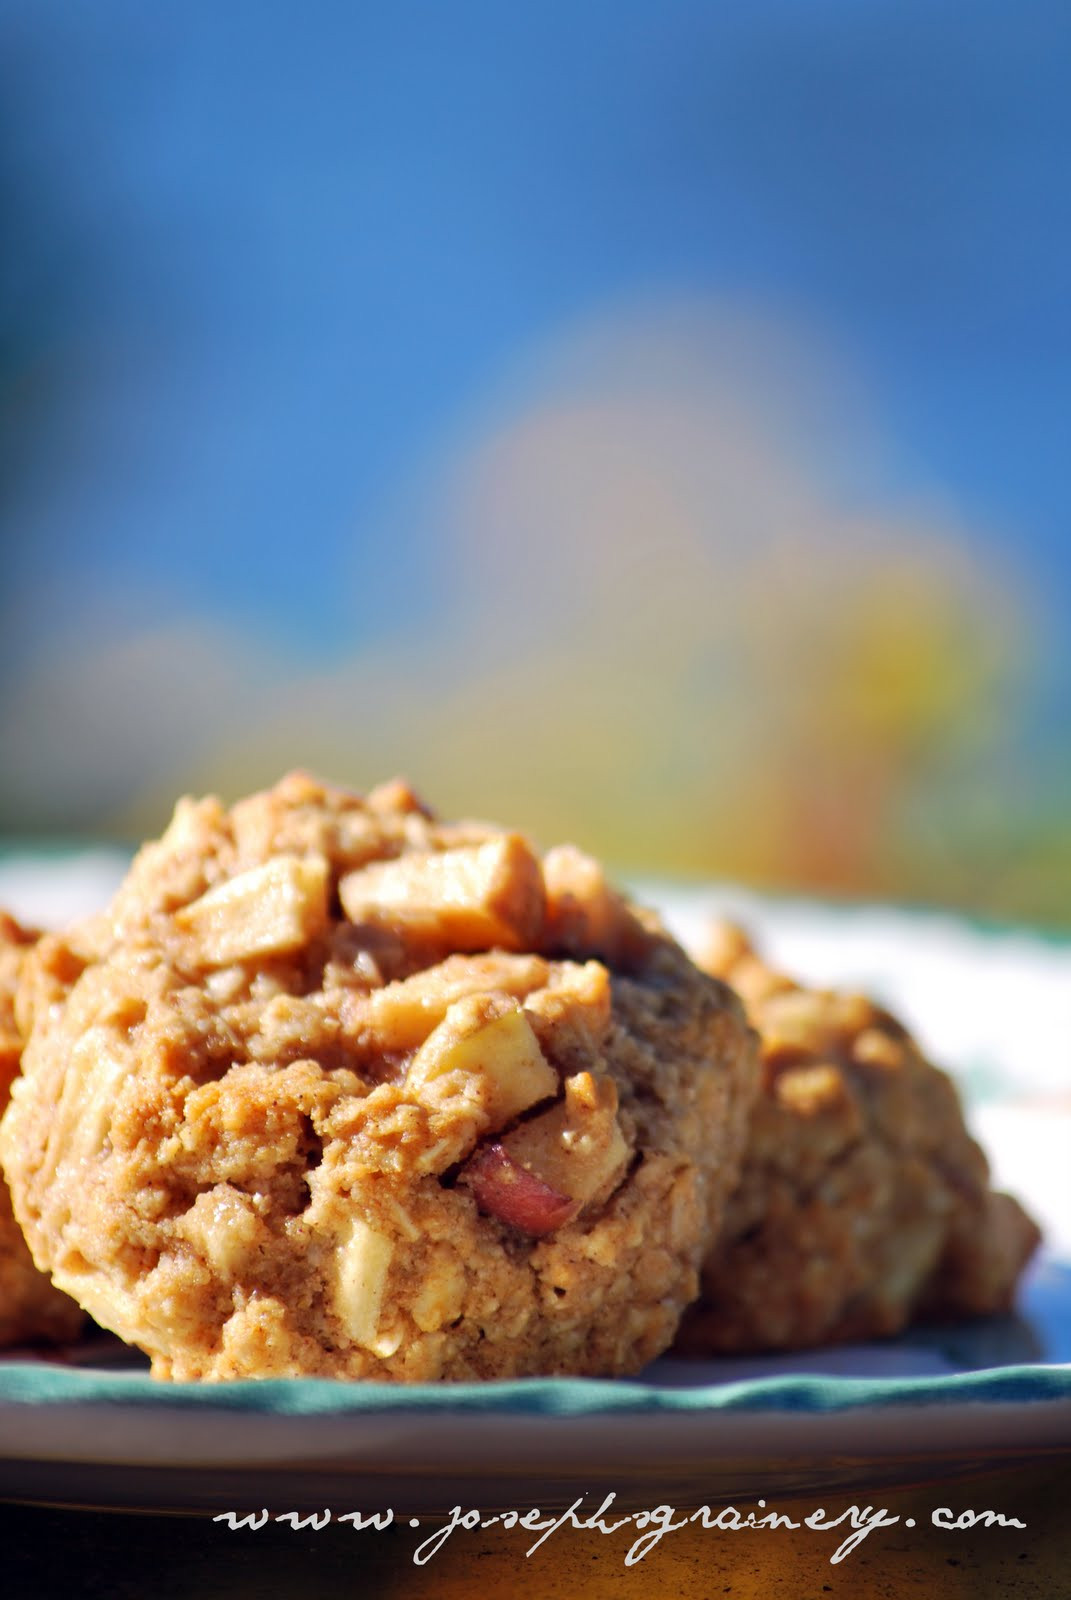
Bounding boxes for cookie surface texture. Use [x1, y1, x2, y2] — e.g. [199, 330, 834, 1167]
[2, 775, 755, 1381]
[675, 922, 1041, 1354]
[0, 912, 86, 1347]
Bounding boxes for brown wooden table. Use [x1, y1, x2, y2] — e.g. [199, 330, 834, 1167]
[3, 1451, 1068, 1598]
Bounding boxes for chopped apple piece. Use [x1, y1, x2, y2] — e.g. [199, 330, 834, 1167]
[542, 844, 649, 965]
[333, 1216, 394, 1350]
[365, 776, 434, 817]
[177, 1185, 260, 1279]
[176, 854, 329, 967]
[499, 1071, 629, 1209]
[464, 1143, 578, 1235]
[338, 836, 545, 951]
[522, 960, 612, 1067]
[463, 1070, 630, 1234]
[773, 1062, 848, 1116]
[347, 952, 550, 1051]
[407, 994, 558, 1129]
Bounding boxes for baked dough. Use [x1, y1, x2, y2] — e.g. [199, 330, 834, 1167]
[0, 912, 85, 1347]
[675, 922, 1040, 1354]
[2, 775, 755, 1381]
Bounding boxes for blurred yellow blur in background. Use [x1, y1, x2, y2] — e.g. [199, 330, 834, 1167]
[7, 302, 1052, 923]
[5, 7, 1071, 929]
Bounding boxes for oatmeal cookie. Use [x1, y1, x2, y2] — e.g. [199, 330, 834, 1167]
[0, 912, 85, 1346]
[2, 775, 755, 1381]
[674, 922, 1040, 1354]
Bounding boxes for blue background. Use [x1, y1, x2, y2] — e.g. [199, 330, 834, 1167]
[2, 1, 1069, 915]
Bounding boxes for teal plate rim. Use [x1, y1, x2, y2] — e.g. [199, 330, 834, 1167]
[0, 1362, 1068, 1416]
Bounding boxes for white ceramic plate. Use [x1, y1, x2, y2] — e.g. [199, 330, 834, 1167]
[0, 855, 1067, 1512]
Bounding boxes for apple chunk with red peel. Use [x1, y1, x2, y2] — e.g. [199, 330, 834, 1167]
[464, 1143, 578, 1236]
[463, 1070, 630, 1235]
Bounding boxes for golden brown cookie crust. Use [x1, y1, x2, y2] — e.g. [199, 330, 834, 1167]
[3, 775, 756, 1381]
[0, 912, 86, 1348]
[675, 922, 1040, 1355]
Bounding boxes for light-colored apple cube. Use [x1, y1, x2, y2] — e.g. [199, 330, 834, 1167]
[354, 952, 550, 1051]
[407, 994, 558, 1129]
[45, 1027, 129, 1183]
[365, 776, 432, 817]
[158, 794, 226, 856]
[499, 1070, 628, 1210]
[542, 844, 648, 965]
[176, 854, 329, 967]
[542, 844, 622, 942]
[177, 1185, 260, 1279]
[338, 835, 544, 951]
[333, 1216, 394, 1350]
[522, 959, 612, 1044]
[410, 1255, 466, 1332]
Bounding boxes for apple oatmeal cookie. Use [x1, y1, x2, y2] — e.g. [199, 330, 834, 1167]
[1, 775, 756, 1381]
[0, 912, 85, 1347]
[674, 921, 1041, 1355]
